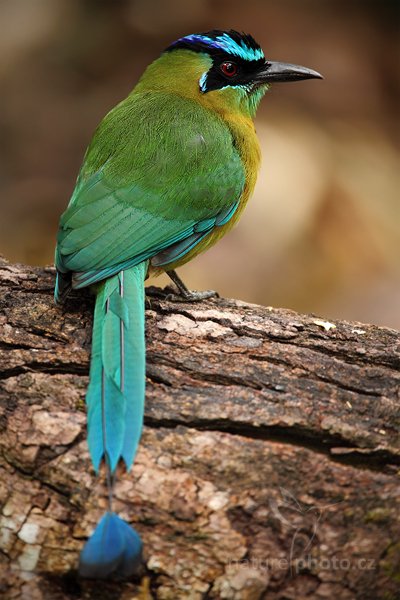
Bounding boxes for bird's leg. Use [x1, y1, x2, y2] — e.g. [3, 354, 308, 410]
[166, 270, 219, 302]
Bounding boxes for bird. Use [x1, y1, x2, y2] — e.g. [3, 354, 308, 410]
[54, 29, 322, 579]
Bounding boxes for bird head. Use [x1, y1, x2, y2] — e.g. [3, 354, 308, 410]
[137, 30, 322, 117]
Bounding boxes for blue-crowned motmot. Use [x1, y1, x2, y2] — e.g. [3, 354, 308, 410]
[55, 29, 322, 578]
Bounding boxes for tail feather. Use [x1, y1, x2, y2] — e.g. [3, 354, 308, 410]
[79, 512, 142, 579]
[86, 262, 147, 472]
[120, 270, 146, 465]
[79, 262, 147, 579]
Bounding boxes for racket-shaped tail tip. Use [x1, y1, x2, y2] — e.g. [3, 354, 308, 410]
[79, 512, 143, 579]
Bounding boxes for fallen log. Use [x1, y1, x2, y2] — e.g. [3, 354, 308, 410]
[0, 257, 399, 599]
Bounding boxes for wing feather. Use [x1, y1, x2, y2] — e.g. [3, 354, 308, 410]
[55, 92, 245, 286]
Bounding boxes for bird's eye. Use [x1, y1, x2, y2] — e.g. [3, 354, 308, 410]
[220, 61, 238, 77]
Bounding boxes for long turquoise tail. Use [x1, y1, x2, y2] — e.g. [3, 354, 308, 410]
[79, 262, 147, 579]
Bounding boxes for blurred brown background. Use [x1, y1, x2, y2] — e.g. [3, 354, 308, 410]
[1, 0, 399, 327]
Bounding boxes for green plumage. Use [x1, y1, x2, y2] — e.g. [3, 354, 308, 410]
[56, 91, 245, 286]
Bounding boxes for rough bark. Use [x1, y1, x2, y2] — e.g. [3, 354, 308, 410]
[0, 257, 399, 600]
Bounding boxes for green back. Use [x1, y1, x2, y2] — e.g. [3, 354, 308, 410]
[56, 89, 245, 287]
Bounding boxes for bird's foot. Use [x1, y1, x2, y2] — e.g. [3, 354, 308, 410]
[166, 270, 219, 303]
[165, 288, 219, 303]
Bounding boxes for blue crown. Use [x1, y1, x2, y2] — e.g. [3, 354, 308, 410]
[167, 30, 264, 63]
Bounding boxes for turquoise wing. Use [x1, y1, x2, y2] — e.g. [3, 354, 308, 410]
[55, 92, 245, 287]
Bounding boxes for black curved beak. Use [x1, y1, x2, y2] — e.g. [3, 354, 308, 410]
[256, 60, 323, 83]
